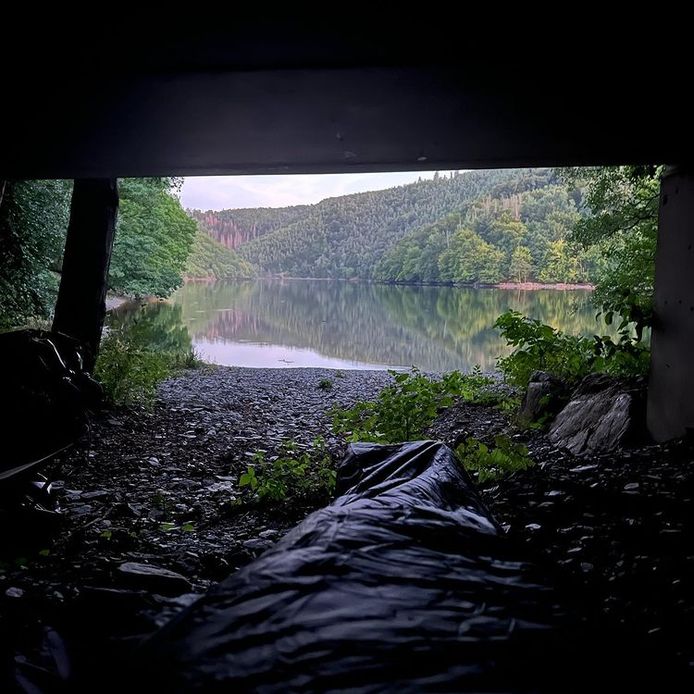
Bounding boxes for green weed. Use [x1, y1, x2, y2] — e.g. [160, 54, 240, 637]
[238, 437, 336, 505]
[331, 367, 495, 443]
[456, 435, 534, 482]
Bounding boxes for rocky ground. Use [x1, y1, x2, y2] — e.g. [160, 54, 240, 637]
[2, 365, 694, 687]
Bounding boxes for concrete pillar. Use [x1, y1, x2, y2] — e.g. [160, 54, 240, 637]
[53, 179, 119, 371]
[647, 169, 694, 441]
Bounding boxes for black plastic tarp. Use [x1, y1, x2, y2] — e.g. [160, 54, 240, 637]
[139, 441, 570, 692]
[0, 329, 99, 484]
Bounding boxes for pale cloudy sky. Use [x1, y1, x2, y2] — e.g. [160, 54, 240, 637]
[181, 171, 455, 210]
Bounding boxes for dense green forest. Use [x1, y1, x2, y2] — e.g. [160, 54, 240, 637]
[193, 169, 597, 284]
[0, 178, 197, 328]
[190, 206, 311, 249]
[375, 184, 597, 284]
[0, 179, 72, 328]
[185, 226, 255, 280]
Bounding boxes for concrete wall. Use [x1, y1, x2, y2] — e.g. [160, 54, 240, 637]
[648, 170, 694, 441]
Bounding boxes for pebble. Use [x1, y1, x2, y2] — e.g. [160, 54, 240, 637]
[243, 539, 273, 552]
[570, 464, 598, 473]
[206, 481, 235, 494]
[117, 562, 192, 595]
[82, 490, 108, 500]
[258, 529, 279, 538]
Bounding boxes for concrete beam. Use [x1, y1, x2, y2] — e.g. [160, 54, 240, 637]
[648, 170, 694, 441]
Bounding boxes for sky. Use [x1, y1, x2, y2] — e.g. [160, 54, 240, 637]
[181, 171, 456, 210]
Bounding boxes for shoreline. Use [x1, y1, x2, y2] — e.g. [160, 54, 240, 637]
[181, 276, 594, 291]
[494, 281, 594, 291]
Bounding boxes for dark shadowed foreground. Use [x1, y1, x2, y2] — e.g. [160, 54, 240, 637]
[112, 442, 681, 693]
[3, 367, 694, 691]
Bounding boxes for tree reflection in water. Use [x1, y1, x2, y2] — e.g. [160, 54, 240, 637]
[117, 280, 611, 372]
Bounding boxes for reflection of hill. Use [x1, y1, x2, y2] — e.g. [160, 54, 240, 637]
[200, 308, 266, 339]
[169, 280, 604, 372]
[376, 286, 602, 371]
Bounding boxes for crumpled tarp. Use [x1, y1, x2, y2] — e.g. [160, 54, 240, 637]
[139, 441, 569, 692]
[0, 329, 100, 484]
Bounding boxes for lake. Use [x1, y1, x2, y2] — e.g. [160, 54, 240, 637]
[113, 280, 609, 372]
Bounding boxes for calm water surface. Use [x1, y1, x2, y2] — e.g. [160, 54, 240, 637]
[114, 280, 609, 372]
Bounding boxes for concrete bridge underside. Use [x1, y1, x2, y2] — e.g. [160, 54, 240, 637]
[2, 18, 692, 440]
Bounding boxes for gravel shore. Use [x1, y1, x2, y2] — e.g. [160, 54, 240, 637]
[2, 365, 694, 684]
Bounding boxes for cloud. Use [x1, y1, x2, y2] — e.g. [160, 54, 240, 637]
[181, 171, 457, 210]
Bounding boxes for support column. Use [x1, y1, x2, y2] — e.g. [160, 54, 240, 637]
[53, 179, 118, 371]
[647, 168, 694, 441]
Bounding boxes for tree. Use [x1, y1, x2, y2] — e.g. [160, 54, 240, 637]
[560, 165, 661, 324]
[537, 239, 580, 283]
[109, 178, 197, 297]
[0, 180, 71, 328]
[509, 246, 534, 282]
[485, 211, 527, 253]
[0, 177, 202, 330]
[439, 228, 504, 284]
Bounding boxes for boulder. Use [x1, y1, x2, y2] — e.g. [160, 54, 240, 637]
[549, 373, 646, 455]
[517, 370, 569, 427]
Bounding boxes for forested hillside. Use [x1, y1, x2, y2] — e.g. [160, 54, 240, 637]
[375, 183, 597, 284]
[191, 169, 596, 283]
[185, 226, 255, 280]
[190, 206, 310, 249]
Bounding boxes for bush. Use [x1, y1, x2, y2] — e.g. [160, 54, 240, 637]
[495, 310, 649, 389]
[456, 435, 534, 482]
[331, 367, 495, 443]
[95, 329, 200, 406]
[495, 310, 595, 388]
[239, 438, 336, 505]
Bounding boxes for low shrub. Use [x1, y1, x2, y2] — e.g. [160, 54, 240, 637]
[95, 329, 200, 406]
[456, 435, 534, 482]
[239, 437, 336, 505]
[495, 310, 595, 388]
[331, 367, 495, 443]
[495, 309, 650, 389]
